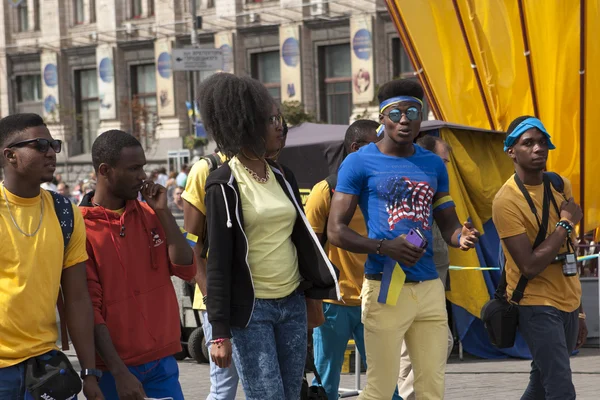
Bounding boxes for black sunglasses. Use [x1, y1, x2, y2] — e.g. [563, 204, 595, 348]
[7, 138, 62, 154]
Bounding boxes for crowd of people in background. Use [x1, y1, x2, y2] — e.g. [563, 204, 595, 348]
[0, 72, 588, 400]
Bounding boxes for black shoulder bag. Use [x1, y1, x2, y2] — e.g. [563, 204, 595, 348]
[481, 173, 553, 348]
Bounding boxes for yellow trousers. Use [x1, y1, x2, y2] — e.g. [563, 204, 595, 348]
[359, 278, 448, 400]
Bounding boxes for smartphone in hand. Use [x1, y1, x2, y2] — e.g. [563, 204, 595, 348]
[405, 228, 428, 249]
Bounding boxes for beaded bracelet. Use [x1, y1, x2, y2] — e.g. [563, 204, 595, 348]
[556, 220, 573, 235]
[376, 238, 386, 255]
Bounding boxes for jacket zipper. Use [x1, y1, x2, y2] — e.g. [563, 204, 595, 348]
[273, 167, 342, 301]
[225, 176, 256, 327]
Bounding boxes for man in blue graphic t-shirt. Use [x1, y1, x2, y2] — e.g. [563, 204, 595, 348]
[328, 79, 480, 400]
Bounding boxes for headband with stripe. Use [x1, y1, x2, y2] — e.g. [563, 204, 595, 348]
[377, 96, 424, 136]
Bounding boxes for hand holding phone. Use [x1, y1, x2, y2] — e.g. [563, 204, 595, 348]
[382, 230, 426, 267]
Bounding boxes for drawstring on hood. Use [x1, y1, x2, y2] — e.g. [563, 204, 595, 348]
[220, 184, 233, 228]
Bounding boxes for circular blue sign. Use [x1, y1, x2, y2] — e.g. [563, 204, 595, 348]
[98, 58, 114, 83]
[157, 52, 172, 79]
[220, 44, 233, 72]
[44, 95, 58, 113]
[281, 38, 300, 67]
[44, 64, 58, 87]
[352, 29, 372, 61]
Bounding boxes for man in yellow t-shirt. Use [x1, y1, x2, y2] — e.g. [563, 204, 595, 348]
[183, 151, 240, 399]
[0, 113, 103, 399]
[492, 116, 586, 400]
[305, 120, 403, 400]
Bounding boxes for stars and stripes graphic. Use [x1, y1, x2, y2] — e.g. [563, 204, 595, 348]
[378, 176, 434, 231]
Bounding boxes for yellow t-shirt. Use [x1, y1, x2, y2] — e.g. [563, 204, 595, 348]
[492, 176, 581, 312]
[230, 157, 302, 299]
[183, 153, 228, 310]
[305, 179, 365, 306]
[0, 186, 88, 368]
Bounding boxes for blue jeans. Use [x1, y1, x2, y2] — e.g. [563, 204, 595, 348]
[312, 303, 403, 400]
[518, 306, 579, 400]
[99, 356, 183, 400]
[231, 290, 307, 400]
[201, 310, 239, 400]
[0, 351, 77, 400]
[0, 359, 26, 400]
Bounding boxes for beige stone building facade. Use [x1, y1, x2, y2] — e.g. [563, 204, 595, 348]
[0, 0, 415, 182]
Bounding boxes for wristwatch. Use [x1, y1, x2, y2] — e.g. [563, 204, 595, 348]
[81, 368, 103, 381]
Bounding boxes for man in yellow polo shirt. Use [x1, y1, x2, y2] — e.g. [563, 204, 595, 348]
[0, 113, 103, 399]
[305, 120, 402, 400]
[492, 115, 587, 399]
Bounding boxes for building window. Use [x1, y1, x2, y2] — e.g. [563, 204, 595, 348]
[130, 0, 143, 19]
[148, 0, 154, 16]
[73, 0, 84, 25]
[15, 75, 43, 114]
[16, 3, 28, 32]
[130, 64, 157, 142]
[33, 0, 40, 30]
[391, 38, 429, 118]
[74, 69, 100, 154]
[391, 38, 414, 79]
[90, 0, 96, 23]
[318, 44, 352, 125]
[251, 51, 281, 103]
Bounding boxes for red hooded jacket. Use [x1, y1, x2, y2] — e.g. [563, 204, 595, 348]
[80, 193, 196, 369]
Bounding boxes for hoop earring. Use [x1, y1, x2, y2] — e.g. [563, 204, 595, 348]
[241, 149, 260, 161]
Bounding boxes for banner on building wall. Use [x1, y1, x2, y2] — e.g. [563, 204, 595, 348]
[96, 45, 116, 120]
[40, 51, 60, 121]
[214, 31, 234, 74]
[350, 15, 374, 105]
[155, 38, 175, 117]
[279, 24, 302, 103]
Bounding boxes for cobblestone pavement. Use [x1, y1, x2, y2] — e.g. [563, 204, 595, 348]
[69, 347, 600, 399]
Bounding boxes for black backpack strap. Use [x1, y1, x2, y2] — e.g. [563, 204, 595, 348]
[509, 174, 552, 304]
[50, 191, 74, 249]
[320, 174, 338, 247]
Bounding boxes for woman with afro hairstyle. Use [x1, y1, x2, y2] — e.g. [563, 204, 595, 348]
[199, 73, 340, 400]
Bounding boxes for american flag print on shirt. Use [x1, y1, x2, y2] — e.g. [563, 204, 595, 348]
[378, 176, 435, 231]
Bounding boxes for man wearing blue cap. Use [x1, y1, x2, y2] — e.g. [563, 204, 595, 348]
[493, 115, 587, 400]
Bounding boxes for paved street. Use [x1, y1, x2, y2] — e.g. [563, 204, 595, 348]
[176, 347, 600, 399]
[70, 347, 600, 399]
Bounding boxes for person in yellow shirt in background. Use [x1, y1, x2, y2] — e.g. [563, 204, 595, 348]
[0, 113, 104, 399]
[305, 120, 403, 400]
[492, 115, 587, 400]
[183, 149, 238, 400]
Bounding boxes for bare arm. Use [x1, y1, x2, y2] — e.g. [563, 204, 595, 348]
[183, 200, 208, 296]
[61, 263, 96, 371]
[155, 208, 194, 266]
[327, 192, 379, 254]
[503, 227, 569, 279]
[94, 324, 128, 375]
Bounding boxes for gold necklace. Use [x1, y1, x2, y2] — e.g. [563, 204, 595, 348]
[1, 182, 44, 237]
[242, 162, 270, 184]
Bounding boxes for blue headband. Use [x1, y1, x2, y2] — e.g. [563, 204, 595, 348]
[503, 117, 556, 151]
[377, 96, 424, 136]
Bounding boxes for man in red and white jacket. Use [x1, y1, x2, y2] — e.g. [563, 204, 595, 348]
[81, 129, 196, 400]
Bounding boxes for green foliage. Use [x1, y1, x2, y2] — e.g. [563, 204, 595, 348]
[281, 101, 316, 126]
[184, 135, 209, 150]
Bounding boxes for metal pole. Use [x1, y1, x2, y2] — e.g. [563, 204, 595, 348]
[189, 0, 199, 138]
